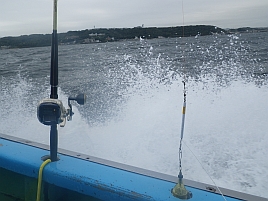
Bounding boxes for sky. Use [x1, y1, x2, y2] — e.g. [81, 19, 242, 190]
[0, 0, 267, 38]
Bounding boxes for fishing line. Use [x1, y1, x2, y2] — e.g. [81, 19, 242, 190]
[184, 141, 228, 201]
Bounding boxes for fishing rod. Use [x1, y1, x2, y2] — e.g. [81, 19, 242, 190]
[50, 0, 58, 100]
[171, 0, 192, 199]
[37, 0, 86, 162]
[48, 0, 59, 162]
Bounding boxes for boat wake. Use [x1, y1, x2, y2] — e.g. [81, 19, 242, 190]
[1, 34, 268, 198]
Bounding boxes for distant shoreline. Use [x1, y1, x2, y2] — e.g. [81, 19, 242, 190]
[1, 25, 267, 49]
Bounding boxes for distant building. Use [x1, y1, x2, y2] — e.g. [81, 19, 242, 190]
[89, 33, 105, 37]
[134, 24, 144, 28]
[83, 38, 100, 43]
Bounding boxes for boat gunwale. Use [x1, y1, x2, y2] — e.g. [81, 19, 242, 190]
[0, 133, 267, 201]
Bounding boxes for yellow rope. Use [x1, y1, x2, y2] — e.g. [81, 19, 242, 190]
[36, 159, 51, 201]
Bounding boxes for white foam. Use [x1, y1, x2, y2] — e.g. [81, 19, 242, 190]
[57, 78, 268, 198]
[1, 74, 267, 198]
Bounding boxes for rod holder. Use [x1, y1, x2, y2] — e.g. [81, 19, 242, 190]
[172, 171, 192, 199]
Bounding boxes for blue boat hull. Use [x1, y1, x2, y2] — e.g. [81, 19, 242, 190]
[0, 133, 266, 201]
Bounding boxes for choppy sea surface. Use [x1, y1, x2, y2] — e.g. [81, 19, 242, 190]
[1, 32, 268, 198]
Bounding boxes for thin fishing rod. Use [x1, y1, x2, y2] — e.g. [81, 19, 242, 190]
[171, 0, 192, 199]
[50, 0, 58, 99]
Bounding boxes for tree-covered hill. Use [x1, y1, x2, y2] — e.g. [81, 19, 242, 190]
[0, 25, 225, 49]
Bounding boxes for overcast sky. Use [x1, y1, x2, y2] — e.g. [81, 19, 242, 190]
[0, 0, 267, 38]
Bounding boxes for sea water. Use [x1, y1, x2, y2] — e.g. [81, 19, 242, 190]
[0, 32, 267, 198]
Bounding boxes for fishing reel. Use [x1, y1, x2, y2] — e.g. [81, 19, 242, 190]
[37, 94, 86, 127]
